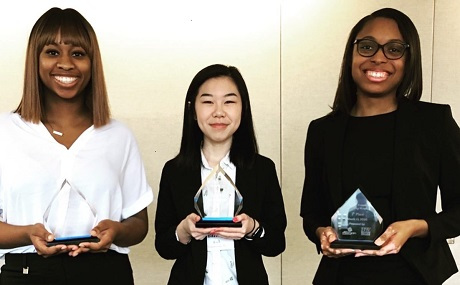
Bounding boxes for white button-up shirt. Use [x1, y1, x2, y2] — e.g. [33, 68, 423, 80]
[201, 151, 238, 285]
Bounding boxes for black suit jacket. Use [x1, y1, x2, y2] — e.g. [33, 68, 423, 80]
[155, 154, 287, 285]
[301, 99, 460, 285]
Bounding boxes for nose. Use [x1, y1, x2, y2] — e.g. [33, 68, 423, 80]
[56, 54, 74, 70]
[371, 47, 387, 63]
[213, 104, 225, 118]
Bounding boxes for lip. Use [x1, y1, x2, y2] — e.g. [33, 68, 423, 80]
[210, 123, 228, 129]
[364, 69, 391, 82]
[53, 75, 79, 87]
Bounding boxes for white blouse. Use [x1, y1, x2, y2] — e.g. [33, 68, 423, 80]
[201, 152, 238, 285]
[0, 113, 153, 255]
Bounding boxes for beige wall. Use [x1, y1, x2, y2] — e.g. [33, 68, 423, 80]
[1, 0, 459, 284]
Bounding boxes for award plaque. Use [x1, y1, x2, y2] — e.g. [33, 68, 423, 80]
[44, 180, 99, 246]
[330, 189, 382, 250]
[194, 164, 243, 228]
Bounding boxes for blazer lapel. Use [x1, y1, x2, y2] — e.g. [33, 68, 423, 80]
[391, 99, 419, 220]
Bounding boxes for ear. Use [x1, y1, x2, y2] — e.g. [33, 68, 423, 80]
[187, 101, 197, 120]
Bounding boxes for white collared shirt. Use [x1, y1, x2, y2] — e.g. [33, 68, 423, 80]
[201, 151, 238, 285]
[0, 113, 153, 255]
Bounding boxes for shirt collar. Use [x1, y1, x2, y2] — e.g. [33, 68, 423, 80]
[200, 150, 235, 171]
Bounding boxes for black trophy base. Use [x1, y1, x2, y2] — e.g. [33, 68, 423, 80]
[330, 239, 380, 250]
[196, 217, 242, 228]
[46, 235, 100, 247]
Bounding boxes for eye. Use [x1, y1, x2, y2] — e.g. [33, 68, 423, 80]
[72, 51, 86, 57]
[72, 48, 87, 57]
[385, 43, 404, 55]
[225, 100, 236, 104]
[358, 41, 376, 51]
[44, 49, 59, 56]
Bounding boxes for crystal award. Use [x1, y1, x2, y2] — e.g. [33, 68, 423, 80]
[194, 164, 243, 228]
[44, 180, 99, 246]
[330, 189, 383, 249]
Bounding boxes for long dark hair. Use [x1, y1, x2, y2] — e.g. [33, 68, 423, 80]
[176, 64, 258, 170]
[332, 8, 422, 115]
[15, 7, 110, 127]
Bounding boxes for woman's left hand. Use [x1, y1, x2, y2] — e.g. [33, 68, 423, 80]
[67, 219, 116, 257]
[211, 213, 256, 240]
[355, 219, 428, 257]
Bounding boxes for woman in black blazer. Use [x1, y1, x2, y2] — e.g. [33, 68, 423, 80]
[155, 64, 287, 285]
[300, 8, 460, 285]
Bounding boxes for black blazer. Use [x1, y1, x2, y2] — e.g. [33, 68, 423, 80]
[301, 98, 460, 285]
[155, 154, 287, 285]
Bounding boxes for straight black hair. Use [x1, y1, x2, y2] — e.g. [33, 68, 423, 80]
[176, 64, 258, 170]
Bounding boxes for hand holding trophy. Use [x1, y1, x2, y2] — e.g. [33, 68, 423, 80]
[194, 164, 243, 228]
[330, 189, 383, 250]
[44, 180, 100, 246]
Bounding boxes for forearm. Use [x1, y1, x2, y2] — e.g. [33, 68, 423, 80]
[408, 219, 428, 238]
[113, 208, 149, 247]
[176, 220, 192, 245]
[0, 222, 35, 249]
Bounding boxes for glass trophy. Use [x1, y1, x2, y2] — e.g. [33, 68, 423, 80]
[194, 164, 243, 228]
[330, 189, 383, 250]
[44, 180, 99, 246]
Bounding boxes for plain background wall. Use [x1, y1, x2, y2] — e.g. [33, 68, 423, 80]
[0, 1, 459, 284]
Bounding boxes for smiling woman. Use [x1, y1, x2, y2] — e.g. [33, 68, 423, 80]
[0, 7, 153, 284]
[155, 64, 287, 285]
[195, 76, 243, 152]
[300, 8, 460, 285]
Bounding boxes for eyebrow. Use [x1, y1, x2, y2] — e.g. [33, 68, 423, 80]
[360, 36, 405, 43]
[199, 93, 238, 97]
[46, 41, 80, 47]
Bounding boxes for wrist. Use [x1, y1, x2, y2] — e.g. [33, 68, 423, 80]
[410, 219, 428, 238]
[245, 220, 263, 241]
[176, 221, 191, 244]
[246, 218, 257, 236]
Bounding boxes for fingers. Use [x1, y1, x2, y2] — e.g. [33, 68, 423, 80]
[318, 227, 359, 258]
[374, 226, 397, 246]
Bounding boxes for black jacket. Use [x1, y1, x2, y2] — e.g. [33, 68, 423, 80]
[301, 98, 460, 285]
[155, 154, 287, 285]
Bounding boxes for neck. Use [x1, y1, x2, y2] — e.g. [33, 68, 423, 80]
[44, 99, 90, 125]
[43, 99, 92, 138]
[352, 95, 397, 117]
[202, 140, 232, 167]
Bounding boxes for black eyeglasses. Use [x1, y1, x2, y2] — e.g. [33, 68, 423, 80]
[353, 38, 410, 60]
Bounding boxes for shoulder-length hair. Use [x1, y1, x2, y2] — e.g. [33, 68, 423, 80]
[176, 64, 259, 170]
[332, 8, 423, 115]
[15, 7, 110, 127]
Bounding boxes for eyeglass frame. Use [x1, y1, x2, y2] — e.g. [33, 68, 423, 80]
[353, 38, 410, 60]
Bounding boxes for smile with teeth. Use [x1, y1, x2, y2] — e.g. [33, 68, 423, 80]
[54, 76, 77, 84]
[366, 70, 389, 79]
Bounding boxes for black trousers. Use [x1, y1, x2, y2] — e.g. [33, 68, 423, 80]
[0, 250, 134, 285]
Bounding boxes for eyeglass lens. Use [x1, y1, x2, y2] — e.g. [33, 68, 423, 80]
[356, 39, 407, 59]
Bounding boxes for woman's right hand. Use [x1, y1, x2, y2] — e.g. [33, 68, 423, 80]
[176, 213, 215, 244]
[30, 223, 72, 257]
[316, 226, 358, 258]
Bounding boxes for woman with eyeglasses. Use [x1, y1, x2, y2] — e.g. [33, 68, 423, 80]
[300, 8, 460, 285]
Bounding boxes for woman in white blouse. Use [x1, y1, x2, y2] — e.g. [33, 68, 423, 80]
[0, 7, 153, 284]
